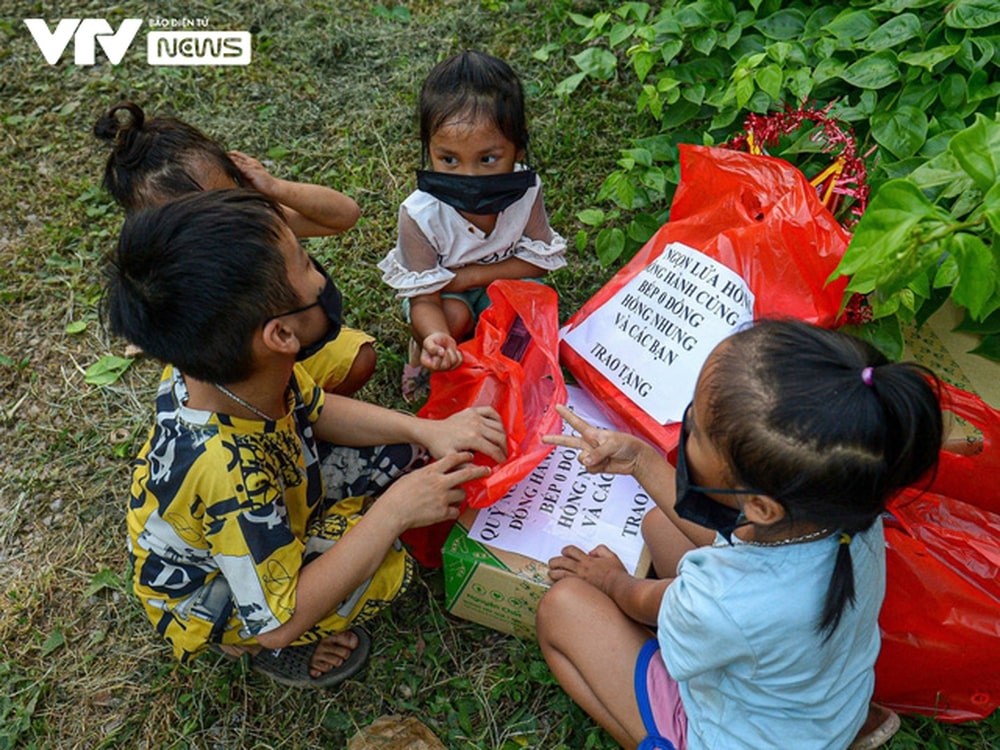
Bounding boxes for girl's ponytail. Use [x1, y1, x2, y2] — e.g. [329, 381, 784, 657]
[818, 360, 941, 640]
[864, 361, 942, 492]
[819, 532, 857, 639]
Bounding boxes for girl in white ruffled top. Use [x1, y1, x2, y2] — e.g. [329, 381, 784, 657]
[378, 50, 566, 401]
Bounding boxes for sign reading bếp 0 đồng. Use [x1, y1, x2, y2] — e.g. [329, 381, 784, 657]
[467, 384, 653, 575]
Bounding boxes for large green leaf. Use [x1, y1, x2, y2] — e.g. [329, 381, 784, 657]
[842, 318, 905, 361]
[835, 180, 947, 294]
[969, 333, 1000, 361]
[84, 356, 134, 386]
[823, 9, 879, 41]
[595, 227, 626, 265]
[754, 9, 806, 40]
[951, 232, 999, 318]
[984, 181, 1000, 233]
[858, 13, 921, 50]
[837, 51, 901, 89]
[898, 45, 963, 71]
[945, 0, 1000, 29]
[754, 64, 783, 100]
[871, 106, 929, 159]
[955, 306, 1000, 334]
[571, 48, 618, 79]
[948, 114, 1000, 193]
[938, 74, 968, 110]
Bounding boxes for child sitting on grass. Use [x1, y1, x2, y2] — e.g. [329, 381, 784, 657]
[103, 189, 507, 687]
[378, 50, 566, 401]
[537, 319, 942, 749]
[95, 101, 375, 396]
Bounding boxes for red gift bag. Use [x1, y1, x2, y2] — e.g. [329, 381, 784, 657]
[401, 279, 566, 567]
[560, 144, 851, 450]
[876, 381, 1000, 721]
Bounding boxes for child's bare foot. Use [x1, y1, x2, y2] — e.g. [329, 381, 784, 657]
[308, 630, 361, 678]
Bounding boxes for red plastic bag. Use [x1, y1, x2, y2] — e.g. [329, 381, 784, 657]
[876, 382, 1000, 721]
[401, 279, 566, 567]
[560, 144, 851, 450]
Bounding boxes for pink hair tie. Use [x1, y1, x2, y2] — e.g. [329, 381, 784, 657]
[861, 367, 874, 387]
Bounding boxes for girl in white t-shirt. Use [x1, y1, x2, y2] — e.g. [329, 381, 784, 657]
[536, 320, 943, 750]
[378, 50, 566, 400]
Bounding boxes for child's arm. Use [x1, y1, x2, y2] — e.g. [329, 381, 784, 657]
[314, 393, 507, 462]
[443, 257, 545, 293]
[229, 151, 360, 237]
[548, 544, 670, 626]
[256, 452, 487, 649]
[409, 293, 464, 371]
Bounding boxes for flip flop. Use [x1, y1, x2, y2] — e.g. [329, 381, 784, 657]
[250, 626, 371, 689]
[401, 362, 430, 404]
[848, 703, 901, 750]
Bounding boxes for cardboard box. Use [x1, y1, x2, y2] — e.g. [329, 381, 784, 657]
[443, 508, 651, 638]
[924, 301, 1000, 409]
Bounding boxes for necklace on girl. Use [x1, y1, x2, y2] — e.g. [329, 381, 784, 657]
[744, 528, 831, 547]
[214, 383, 275, 421]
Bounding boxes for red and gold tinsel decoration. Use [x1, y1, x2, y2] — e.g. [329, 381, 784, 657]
[727, 104, 875, 326]
[726, 103, 873, 225]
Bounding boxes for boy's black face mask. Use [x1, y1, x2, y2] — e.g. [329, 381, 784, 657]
[416, 168, 536, 215]
[265, 257, 343, 361]
[674, 403, 754, 544]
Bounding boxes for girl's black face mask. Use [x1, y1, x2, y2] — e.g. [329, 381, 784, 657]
[674, 403, 755, 543]
[416, 168, 536, 215]
[265, 257, 343, 361]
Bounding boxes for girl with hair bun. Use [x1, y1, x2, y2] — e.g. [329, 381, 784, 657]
[94, 101, 374, 396]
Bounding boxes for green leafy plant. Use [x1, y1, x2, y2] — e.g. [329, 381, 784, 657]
[0, 662, 43, 750]
[834, 114, 1000, 359]
[546, 0, 1000, 267]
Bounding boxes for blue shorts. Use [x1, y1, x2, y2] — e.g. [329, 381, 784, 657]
[635, 639, 687, 750]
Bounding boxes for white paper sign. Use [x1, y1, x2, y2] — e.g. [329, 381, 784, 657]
[469, 386, 652, 574]
[561, 241, 755, 424]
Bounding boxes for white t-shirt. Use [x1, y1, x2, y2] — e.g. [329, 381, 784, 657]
[378, 167, 566, 298]
[658, 519, 885, 750]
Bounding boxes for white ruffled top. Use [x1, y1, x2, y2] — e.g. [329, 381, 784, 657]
[378, 167, 567, 298]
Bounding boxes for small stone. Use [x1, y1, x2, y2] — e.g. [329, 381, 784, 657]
[347, 715, 447, 750]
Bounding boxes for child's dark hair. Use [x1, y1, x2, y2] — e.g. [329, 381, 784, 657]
[418, 50, 528, 161]
[704, 319, 942, 637]
[94, 101, 242, 212]
[102, 189, 298, 384]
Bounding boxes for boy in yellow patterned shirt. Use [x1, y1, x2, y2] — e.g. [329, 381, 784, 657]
[105, 190, 507, 687]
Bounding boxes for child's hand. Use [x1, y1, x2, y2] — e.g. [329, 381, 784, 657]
[420, 332, 463, 371]
[382, 451, 489, 529]
[421, 406, 508, 463]
[228, 150, 276, 194]
[548, 544, 628, 596]
[543, 404, 646, 476]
